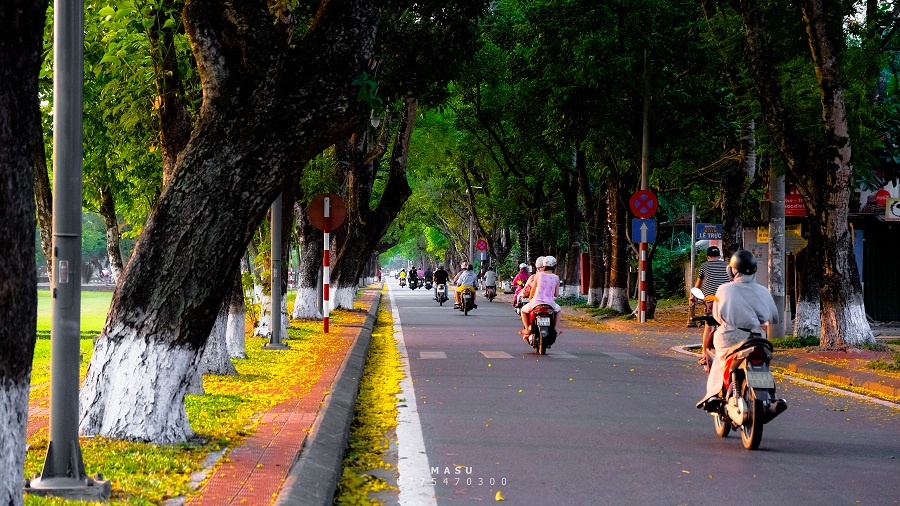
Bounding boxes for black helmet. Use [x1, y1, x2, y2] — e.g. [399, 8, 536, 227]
[729, 249, 757, 275]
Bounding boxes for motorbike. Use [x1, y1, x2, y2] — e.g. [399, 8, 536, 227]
[409, 278, 418, 290]
[523, 304, 557, 355]
[435, 284, 448, 306]
[399, 277, 406, 287]
[484, 285, 496, 302]
[514, 295, 529, 315]
[424, 279, 433, 290]
[704, 337, 787, 450]
[458, 287, 476, 315]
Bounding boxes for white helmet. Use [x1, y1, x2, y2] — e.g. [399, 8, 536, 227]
[543, 255, 557, 268]
[535, 256, 545, 268]
[519, 263, 527, 269]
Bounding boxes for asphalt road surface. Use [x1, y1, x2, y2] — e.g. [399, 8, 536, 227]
[384, 279, 899, 506]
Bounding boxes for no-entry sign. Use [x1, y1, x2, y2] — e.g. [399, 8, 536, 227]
[630, 190, 658, 218]
[308, 193, 346, 231]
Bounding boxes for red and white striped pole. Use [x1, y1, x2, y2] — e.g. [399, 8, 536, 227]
[639, 242, 647, 323]
[323, 196, 331, 333]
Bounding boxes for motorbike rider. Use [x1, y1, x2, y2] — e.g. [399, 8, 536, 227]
[511, 263, 530, 307]
[453, 263, 478, 308]
[398, 268, 407, 284]
[693, 246, 731, 369]
[519, 256, 561, 338]
[482, 266, 498, 297]
[697, 249, 780, 411]
[408, 267, 419, 288]
[424, 266, 433, 284]
[432, 264, 450, 301]
[520, 257, 545, 302]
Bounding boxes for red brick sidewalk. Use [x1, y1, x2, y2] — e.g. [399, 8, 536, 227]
[187, 288, 380, 506]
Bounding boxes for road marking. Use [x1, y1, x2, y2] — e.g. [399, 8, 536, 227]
[480, 351, 514, 359]
[602, 352, 644, 361]
[389, 285, 438, 506]
[548, 351, 578, 359]
[419, 351, 447, 359]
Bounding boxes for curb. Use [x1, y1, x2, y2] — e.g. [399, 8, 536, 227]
[672, 344, 900, 404]
[275, 290, 383, 506]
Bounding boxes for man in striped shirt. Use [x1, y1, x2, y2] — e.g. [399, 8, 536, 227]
[693, 246, 730, 367]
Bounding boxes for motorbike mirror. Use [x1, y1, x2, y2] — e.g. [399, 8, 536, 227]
[690, 287, 704, 300]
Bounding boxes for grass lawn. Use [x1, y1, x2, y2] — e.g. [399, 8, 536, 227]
[37, 289, 112, 335]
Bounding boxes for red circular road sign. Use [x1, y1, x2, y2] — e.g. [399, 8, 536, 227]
[476, 239, 488, 251]
[630, 190, 658, 218]
[307, 193, 346, 231]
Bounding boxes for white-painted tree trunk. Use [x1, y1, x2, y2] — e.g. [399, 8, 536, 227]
[560, 283, 580, 298]
[606, 287, 631, 314]
[587, 287, 603, 306]
[331, 285, 358, 310]
[1, 380, 28, 506]
[80, 335, 199, 443]
[226, 302, 247, 360]
[203, 312, 237, 376]
[825, 302, 872, 346]
[292, 287, 323, 319]
[253, 295, 289, 340]
[793, 299, 820, 338]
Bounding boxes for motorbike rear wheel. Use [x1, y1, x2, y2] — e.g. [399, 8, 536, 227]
[713, 412, 731, 437]
[537, 332, 546, 355]
[740, 384, 764, 450]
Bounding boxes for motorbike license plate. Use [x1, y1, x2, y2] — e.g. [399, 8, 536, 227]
[746, 370, 775, 389]
[463, 293, 472, 299]
[536, 317, 551, 326]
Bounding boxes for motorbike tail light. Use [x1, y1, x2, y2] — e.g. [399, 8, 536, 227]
[749, 347, 767, 365]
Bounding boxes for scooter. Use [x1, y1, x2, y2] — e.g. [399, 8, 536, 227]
[424, 279, 433, 291]
[523, 304, 557, 355]
[458, 287, 477, 315]
[484, 285, 496, 302]
[399, 277, 406, 287]
[435, 284, 448, 306]
[409, 278, 418, 290]
[514, 295, 529, 315]
[703, 336, 787, 450]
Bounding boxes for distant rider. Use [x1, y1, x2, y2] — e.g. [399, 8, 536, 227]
[432, 264, 450, 301]
[408, 267, 419, 288]
[483, 266, 498, 296]
[693, 246, 731, 370]
[511, 263, 530, 307]
[453, 263, 478, 308]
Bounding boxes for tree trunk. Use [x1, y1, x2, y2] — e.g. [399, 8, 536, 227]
[292, 199, 324, 319]
[99, 182, 125, 283]
[793, 227, 822, 337]
[720, 120, 755, 258]
[79, 0, 382, 443]
[738, 0, 873, 347]
[0, 0, 44, 500]
[606, 172, 631, 313]
[202, 302, 238, 376]
[330, 98, 416, 308]
[561, 162, 582, 297]
[225, 263, 247, 358]
[33, 108, 53, 283]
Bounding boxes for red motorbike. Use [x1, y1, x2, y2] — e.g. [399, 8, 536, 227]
[524, 304, 557, 355]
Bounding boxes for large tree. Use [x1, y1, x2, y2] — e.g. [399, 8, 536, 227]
[737, 0, 875, 346]
[79, 0, 382, 443]
[0, 0, 46, 500]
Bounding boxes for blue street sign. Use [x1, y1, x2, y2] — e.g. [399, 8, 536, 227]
[695, 223, 722, 240]
[632, 218, 656, 243]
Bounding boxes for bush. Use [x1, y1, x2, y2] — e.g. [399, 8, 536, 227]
[556, 295, 587, 306]
[770, 335, 820, 348]
[652, 246, 691, 300]
[867, 354, 900, 372]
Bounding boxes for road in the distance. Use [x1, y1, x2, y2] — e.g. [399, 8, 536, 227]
[386, 279, 899, 505]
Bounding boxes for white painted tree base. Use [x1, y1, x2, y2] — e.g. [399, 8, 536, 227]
[253, 295, 288, 341]
[0, 379, 28, 506]
[825, 302, 874, 345]
[226, 305, 247, 359]
[80, 336, 198, 443]
[291, 288, 323, 320]
[203, 313, 237, 376]
[331, 285, 357, 310]
[606, 287, 631, 314]
[793, 300, 820, 338]
[587, 287, 603, 306]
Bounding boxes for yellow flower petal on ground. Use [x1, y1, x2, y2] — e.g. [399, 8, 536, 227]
[495, 490, 505, 501]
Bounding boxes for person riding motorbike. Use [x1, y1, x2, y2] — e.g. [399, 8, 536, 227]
[424, 266, 433, 283]
[511, 263, 530, 307]
[408, 268, 419, 288]
[697, 249, 780, 411]
[519, 256, 561, 339]
[693, 246, 730, 370]
[482, 267, 498, 298]
[432, 264, 450, 301]
[453, 263, 478, 308]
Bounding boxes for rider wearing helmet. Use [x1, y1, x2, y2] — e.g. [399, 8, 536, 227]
[512, 263, 530, 307]
[432, 264, 449, 301]
[697, 249, 779, 411]
[519, 256, 561, 338]
[453, 263, 478, 308]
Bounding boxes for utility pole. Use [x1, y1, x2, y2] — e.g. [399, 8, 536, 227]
[265, 194, 288, 349]
[768, 169, 786, 338]
[27, 0, 110, 498]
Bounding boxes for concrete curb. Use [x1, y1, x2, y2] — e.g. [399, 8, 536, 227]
[275, 290, 383, 506]
[671, 344, 900, 403]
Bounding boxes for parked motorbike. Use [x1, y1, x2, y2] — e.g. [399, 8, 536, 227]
[484, 285, 496, 302]
[701, 332, 787, 450]
[458, 287, 477, 315]
[435, 284, 448, 306]
[523, 304, 557, 354]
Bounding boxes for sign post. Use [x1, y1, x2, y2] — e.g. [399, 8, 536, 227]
[308, 193, 346, 333]
[630, 190, 658, 323]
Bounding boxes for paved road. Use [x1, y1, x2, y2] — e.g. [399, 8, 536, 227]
[385, 280, 900, 505]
